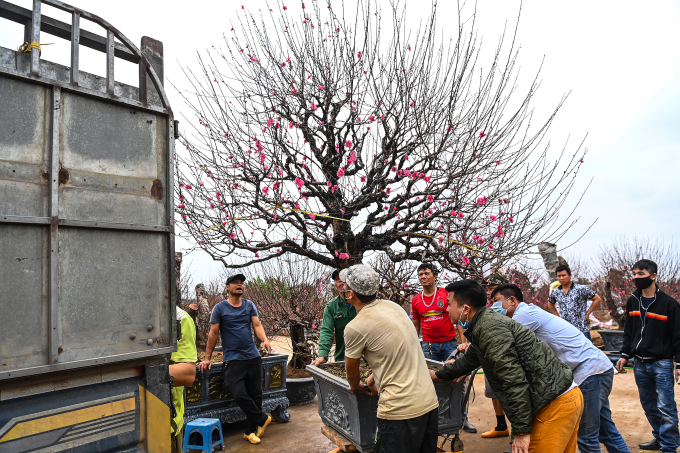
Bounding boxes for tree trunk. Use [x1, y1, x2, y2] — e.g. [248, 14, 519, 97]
[195, 283, 211, 351]
[288, 319, 312, 369]
[604, 281, 626, 330]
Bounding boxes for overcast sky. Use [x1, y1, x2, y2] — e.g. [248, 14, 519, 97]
[2, 0, 678, 280]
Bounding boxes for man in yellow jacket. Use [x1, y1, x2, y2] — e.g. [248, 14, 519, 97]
[170, 306, 197, 453]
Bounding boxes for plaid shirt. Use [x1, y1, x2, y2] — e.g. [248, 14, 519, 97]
[549, 284, 596, 334]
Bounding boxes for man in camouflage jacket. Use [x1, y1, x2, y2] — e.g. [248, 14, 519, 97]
[432, 279, 583, 453]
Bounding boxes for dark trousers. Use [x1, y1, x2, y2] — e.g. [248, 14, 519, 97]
[224, 357, 268, 435]
[375, 407, 438, 453]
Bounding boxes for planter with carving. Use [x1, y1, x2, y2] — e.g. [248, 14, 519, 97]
[598, 330, 634, 366]
[184, 353, 291, 425]
[307, 359, 467, 452]
[286, 376, 317, 405]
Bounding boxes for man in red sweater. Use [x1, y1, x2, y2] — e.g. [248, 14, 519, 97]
[412, 262, 477, 433]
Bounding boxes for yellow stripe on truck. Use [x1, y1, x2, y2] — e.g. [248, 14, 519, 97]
[0, 397, 135, 443]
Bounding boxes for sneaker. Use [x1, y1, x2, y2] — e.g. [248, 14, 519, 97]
[243, 433, 261, 444]
[481, 428, 510, 438]
[256, 415, 272, 438]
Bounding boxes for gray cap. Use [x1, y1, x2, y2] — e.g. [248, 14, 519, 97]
[339, 268, 349, 283]
[345, 264, 379, 296]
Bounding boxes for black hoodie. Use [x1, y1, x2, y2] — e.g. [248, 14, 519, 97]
[621, 286, 680, 363]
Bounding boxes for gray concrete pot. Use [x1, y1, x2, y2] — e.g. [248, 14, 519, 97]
[286, 376, 317, 405]
[307, 359, 466, 452]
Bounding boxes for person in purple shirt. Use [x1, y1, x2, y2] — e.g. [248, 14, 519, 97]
[198, 273, 272, 445]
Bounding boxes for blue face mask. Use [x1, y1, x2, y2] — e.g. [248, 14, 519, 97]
[458, 311, 470, 329]
[491, 300, 507, 316]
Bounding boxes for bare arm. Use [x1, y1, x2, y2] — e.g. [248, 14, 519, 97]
[548, 302, 560, 317]
[251, 316, 271, 354]
[198, 323, 220, 372]
[587, 295, 601, 318]
[412, 319, 421, 336]
[345, 357, 362, 391]
[169, 362, 196, 387]
[457, 325, 467, 343]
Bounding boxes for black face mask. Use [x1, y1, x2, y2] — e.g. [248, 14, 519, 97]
[633, 277, 654, 290]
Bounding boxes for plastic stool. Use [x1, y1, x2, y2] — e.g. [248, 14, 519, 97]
[183, 418, 224, 453]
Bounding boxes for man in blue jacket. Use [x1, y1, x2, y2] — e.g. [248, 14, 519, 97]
[617, 259, 680, 452]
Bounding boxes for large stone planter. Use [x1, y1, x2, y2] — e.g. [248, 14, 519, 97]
[598, 330, 634, 366]
[184, 353, 291, 424]
[286, 376, 317, 405]
[307, 359, 467, 452]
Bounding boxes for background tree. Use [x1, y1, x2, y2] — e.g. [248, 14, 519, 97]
[174, 1, 587, 277]
[594, 237, 680, 328]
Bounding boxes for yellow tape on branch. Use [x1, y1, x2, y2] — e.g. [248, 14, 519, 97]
[198, 205, 482, 253]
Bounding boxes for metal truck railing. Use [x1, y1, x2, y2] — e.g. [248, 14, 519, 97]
[1, 1, 177, 450]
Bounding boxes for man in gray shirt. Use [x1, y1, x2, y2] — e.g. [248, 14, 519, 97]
[490, 283, 629, 453]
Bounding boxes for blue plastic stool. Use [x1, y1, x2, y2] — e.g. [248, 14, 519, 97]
[183, 418, 224, 453]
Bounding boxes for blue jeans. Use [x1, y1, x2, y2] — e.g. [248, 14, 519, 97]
[421, 339, 459, 362]
[583, 331, 592, 341]
[577, 369, 630, 453]
[634, 359, 680, 452]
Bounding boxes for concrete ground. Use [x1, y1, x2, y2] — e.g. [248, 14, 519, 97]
[220, 370, 674, 453]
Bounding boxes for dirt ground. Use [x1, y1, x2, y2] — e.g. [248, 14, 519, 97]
[220, 368, 672, 453]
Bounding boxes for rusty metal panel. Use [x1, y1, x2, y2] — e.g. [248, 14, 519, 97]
[59, 91, 167, 225]
[57, 228, 171, 363]
[0, 75, 49, 217]
[0, 224, 49, 369]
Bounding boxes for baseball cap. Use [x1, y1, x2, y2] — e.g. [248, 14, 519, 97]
[345, 264, 379, 296]
[225, 273, 246, 285]
[483, 272, 508, 286]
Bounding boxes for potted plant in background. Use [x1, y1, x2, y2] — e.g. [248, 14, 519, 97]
[248, 256, 329, 405]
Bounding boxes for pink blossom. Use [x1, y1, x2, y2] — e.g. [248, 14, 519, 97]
[334, 250, 339, 257]
[230, 232, 236, 239]
[508, 216, 515, 223]
[345, 140, 353, 148]
[318, 86, 324, 91]
[256, 140, 264, 151]
[277, 248, 281, 252]
[369, 115, 375, 121]
[496, 161, 501, 165]
[476, 196, 489, 206]
[458, 212, 465, 219]
[260, 152, 266, 163]
[490, 215, 497, 221]
[391, 166, 397, 172]
[262, 187, 269, 194]
[461, 256, 471, 266]
[332, 185, 339, 193]
[327, 181, 332, 187]
[360, 176, 366, 182]
[408, 45, 412, 51]
[337, 167, 345, 178]
[339, 253, 349, 260]
[283, 5, 287, 10]
[310, 102, 318, 111]
[309, 213, 316, 220]
[357, 51, 362, 58]
[177, 204, 185, 208]
[403, 169, 411, 177]
[479, 132, 486, 137]
[294, 177, 305, 190]
[385, 187, 391, 195]
[425, 176, 431, 183]
[427, 195, 434, 203]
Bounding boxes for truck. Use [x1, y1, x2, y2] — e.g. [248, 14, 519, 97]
[0, 1, 178, 451]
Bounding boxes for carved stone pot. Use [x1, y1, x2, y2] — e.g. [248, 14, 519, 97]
[597, 330, 633, 366]
[286, 377, 317, 405]
[307, 359, 466, 452]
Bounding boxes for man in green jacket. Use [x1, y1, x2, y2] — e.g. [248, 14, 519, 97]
[430, 279, 583, 453]
[312, 270, 357, 366]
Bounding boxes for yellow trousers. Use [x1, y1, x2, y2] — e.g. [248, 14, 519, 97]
[529, 386, 584, 453]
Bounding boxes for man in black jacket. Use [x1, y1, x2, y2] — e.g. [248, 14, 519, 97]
[617, 259, 680, 452]
[431, 280, 582, 453]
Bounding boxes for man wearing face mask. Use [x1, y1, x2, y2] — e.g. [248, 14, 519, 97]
[617, 259, 680, 452]
[489, 283, 629, 453]
[431, 279, 582, 453]
[312, 269, 357, 366]
[344, 264, 439, 453]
